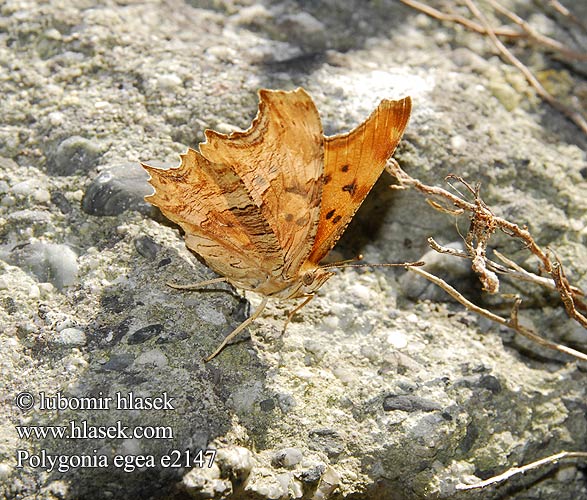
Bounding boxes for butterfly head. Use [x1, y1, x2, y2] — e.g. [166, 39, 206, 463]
[281, 266, 334, 299]
[301, 267, 335, 294]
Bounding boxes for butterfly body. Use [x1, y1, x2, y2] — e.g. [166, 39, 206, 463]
[142, 88, 411, 359]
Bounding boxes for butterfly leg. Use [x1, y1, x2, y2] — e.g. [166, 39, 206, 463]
[167, 276, 229, 290]
[205, 296, 269, 362]
[283, 294, 314, 333]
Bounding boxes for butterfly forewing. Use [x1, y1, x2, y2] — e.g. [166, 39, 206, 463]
[199, 88, 324, 279]
[306, 96, 412, 264]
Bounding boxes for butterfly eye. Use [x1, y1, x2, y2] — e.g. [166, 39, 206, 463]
[302, 271, 315, 286]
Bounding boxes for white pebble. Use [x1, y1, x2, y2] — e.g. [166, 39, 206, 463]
[33, 188, 51, 203]
[348, 283, 372, 301]
[53, 328, 86, 346]
[386, 329, 408, 349]
[157, 73, 183, 90]
[134, 349, 168, 368]
[28, 285, 40, 299]
[450, 135, 467, 150]
[0, 462, 12, 479]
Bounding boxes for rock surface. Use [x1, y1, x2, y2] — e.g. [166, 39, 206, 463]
[1, 1, 586, 499]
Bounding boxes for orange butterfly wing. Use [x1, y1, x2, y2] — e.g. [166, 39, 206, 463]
[306, 96, 412, 264]
[199, 88, 324, 279]
[142, 149, 285, 291]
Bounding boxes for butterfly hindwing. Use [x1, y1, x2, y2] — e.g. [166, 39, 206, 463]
[142, 149, 285, 290]
[306, 96, 412, 264]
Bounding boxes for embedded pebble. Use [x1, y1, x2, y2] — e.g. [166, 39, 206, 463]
[157, 73, 183, 90]
[273, 447, 303, 468]
[277, 12, 326, 51]
[101, 353, 135, 371]
[181, 463, 232, 497]
[450, 135, 467, 151]
[383, 394, 440, 412]
[215, 446, 254, 481]
[348, 283, 372, 301]
[133, 236, 161, 260]
[48, 135, 104, 175]
[8, 242, 78, 289]
[82, 163, 153, 216]
[133, 349, 168, 368]
[314, 466, 340, 499]
[386, 329, 408, 349]
[28, 285, 40, 299]
[50, 191, 72, 213]
[127, 324, 164, 344]
[245, 468, 289, 499]
[52, 327, 87, 346]
[0, 462, 12, 479]
[297, 464, 326, 484]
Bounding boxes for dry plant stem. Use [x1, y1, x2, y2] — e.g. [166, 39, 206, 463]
[463, 0, 587, 136]
[408, 266, 587, 362]
[456, 451, 587, 490]
[399, 0, 521, 37]
[552, 257, 587, 326]
[486, 0, 587, 60]
[547, 0, 587, 32]
[389, 162, 553, 267]
[401, 0, 586, 59]
[387, 159, 586, 339]
[429, 238, 552, 289]
[493, 250, 558, 289]
[388, 160, 584, 301]
[400, 0, 587, 133]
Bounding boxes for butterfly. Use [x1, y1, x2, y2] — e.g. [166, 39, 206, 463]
[141, 88, 411, 361]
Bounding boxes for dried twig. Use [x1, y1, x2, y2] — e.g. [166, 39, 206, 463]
[462, 0, 587, 136]
[407, 266, 587, 361]
[399, 0, 522, 37]
[399, 0, 586, 60]
[456, 450, 587, 490]
[388, 160, 584, 299]
[486, 0, 587, 60]
[400, 0, 587, 136]
[387, 159, 587, 361]
[547, 0, 587, 32]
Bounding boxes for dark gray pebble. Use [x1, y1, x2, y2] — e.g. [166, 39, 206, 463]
[47, 136, 104, 176]
[82, 162, 154, 216]
[383, 394, 441, 413]
[134, 236, 161, 260]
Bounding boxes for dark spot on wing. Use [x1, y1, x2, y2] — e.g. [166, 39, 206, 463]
[332, 215, 342, 224]
[296, 215, 309, 226]
[285, 213, 294, 222]
[285, 184, 307, 196]
[323, 174, 332, 185]
[325, 209, 335, 220]
[342, 181, 357, 196]
[341, 165, 349, 172]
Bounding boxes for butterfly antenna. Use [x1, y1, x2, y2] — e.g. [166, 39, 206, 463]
[321, 255, 424, 270]
[321, 254, 364, 269]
